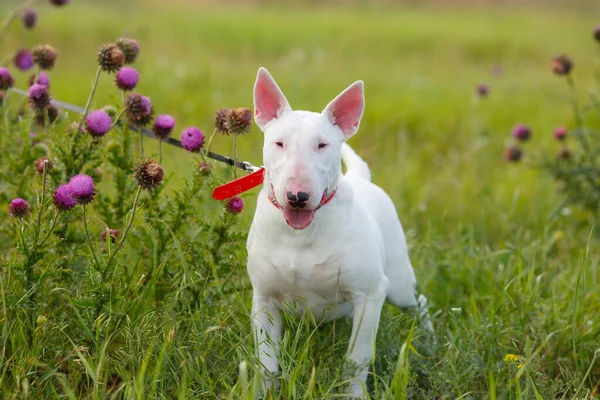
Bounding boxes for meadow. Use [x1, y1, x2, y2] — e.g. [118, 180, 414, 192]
[0, 0, 599, 398]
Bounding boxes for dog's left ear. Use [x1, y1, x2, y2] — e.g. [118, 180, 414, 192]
[322, 81, 364, 139]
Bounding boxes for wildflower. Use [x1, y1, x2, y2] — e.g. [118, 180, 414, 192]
[32, 45, 58, 70]
[115, 66, 139, 91]
[9, 198, 30, 218]
[504, 145, 522, 162]
[101, 228, 119, 243]
[116, 37, 140, 64]
[34, 104, 59, 126]
[53, 184, 77, 211]
[97, 43, 125, 73]
[215, 108, 230, 134]
[36, 315, 48, 325]
[29, 83, 51, 111]
[180, 127, 204, 152]
[29, 71, 50, 87]
[199, 161, 211, 176]
[49, 0, 70, 5]
[22, 8, 37, 29]
[557, 148, 571, 160]
[554, 127, 567, 141]
[134, 159, 164, 191]
[125, 93, 154, 127]
[226, 196, 244, 214]
[0, 68, 15, 90]
[476, 84, 490, 97]
[86, 110, 112, 137]
[504, 354, 518, 363]
[594, 24, 600, 42]
[550, 55, 573, 76]
[68, 174, 96, 205]
[153, 114, 176, 140]
[14, 49, 34, 71]
[35, 157, 53, 174]
[228, 107, 253, 135]
[512, 124, 531, 142]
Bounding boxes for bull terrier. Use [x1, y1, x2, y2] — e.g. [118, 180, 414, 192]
[246, 67, 432, 397]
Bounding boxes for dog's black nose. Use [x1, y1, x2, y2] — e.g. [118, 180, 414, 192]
[287, 191, 309, 209]
[297, 192, 309, 202]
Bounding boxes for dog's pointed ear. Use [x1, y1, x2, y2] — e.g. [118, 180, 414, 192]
[322, 81, 364, 139]
[253, 67, 291, 131]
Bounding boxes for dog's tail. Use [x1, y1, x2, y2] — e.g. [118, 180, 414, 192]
[341, 143, 371, 181]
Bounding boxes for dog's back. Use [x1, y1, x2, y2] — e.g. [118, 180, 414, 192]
[341, 143, 419, 309]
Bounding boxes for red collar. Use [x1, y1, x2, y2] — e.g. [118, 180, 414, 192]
[268, 184, 337, 211]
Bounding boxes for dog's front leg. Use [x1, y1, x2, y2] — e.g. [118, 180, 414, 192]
[251, 293, 282, 395]
[345, 291, 386, 398]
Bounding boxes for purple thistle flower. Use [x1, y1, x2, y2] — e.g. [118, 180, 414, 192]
[116, 37, 140, 64]
[226, 196, 244, 214]
[180, 127, 204, 152]
[140, 96, 152, 114]
[115, 67, 139, 91]
[53, 184, 77, 211]
[557, 147, 571, 160]
[477, 84, 489, 97]
[49, 0, 70, 6]
[0, 68, 15, 90]
[199, 161, 211, 175]
[9, 198, 30, 218]
[68, 174, 96, 205]
[512, 124, 531, 142]
[86, 110, 112, 137]
[153, 114, 176, 140]
[504, 145, 522, 162]
[554, 127, 567, 141]
[14, 49, 34, 71]
[29, 83, 51, 110]
[101, 228, 119, 243]
[29, 71, 50, 88]
[124, 93, 154, 127]
[22, 8, 37, 29]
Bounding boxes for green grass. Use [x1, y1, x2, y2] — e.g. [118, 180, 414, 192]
[0, 0, 599, 398]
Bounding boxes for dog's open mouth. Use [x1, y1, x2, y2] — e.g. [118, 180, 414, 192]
[282, 208, 317, 230]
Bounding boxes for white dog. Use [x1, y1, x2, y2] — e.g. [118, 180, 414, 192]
[246, 67, 432, 398]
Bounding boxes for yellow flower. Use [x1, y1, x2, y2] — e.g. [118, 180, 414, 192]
[517, 364, 523, 369]
[553, 231, 564, 241]
[504, 353, 518, 363]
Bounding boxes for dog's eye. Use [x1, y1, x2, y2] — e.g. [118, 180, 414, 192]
[318, 143, 328, 149]
[275, 141, 284, 148]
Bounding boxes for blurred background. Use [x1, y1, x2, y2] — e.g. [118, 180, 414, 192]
[3, 0, 599, 242]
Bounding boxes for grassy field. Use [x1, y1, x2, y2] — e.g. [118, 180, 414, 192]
[1, 0, 599, 398]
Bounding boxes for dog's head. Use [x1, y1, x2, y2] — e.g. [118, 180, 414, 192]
[253, 67, 364, 230]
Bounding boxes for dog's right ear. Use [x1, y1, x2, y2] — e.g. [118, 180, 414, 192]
[253, 67, 291, 131]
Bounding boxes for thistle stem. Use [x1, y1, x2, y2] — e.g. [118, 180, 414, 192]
[206, 128, 217, 154]
[76, 66, 102, 135]
[39, 209, 60, 247]
[105, 186, 142, 269]
[233, 134, 238, 179]
[139, 127, 144, 158]
[109, 108, 126, 131]
[0, 0, 34, 48]
[566, 75, 589, 153]
[159, 140, 163, 164]
[34, 160, 49, 244]
[83, 204, 101, 270]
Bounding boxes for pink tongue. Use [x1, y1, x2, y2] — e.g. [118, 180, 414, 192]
[282, 208, 316, 229]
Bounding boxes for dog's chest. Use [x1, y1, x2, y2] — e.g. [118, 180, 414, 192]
[250, 242, 351, 310]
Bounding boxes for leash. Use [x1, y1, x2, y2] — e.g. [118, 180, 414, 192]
[9, 87, 265, 200]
